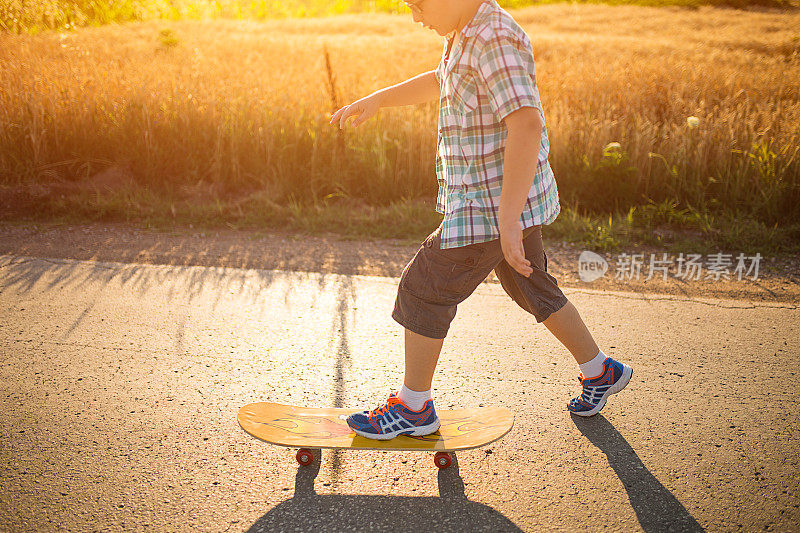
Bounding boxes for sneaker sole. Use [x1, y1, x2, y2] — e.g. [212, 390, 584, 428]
[350, 418, 441, 441]
[571, 364, 633, 417]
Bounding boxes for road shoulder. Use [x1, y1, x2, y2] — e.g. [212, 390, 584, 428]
[1, 221, 797, 304]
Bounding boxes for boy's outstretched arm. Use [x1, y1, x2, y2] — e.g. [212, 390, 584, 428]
[329, 70, 439, 129]
[498, 106, 543, 278]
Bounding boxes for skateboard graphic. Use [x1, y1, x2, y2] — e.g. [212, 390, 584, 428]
[238, 402, 514, 469]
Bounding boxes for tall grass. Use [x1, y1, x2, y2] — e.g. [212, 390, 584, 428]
[1, 4, 799, 238]
[0, 1, 404, 34]
[1, 0, 795, 34]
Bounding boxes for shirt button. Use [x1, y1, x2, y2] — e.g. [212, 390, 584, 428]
[465, 257, 475, 266]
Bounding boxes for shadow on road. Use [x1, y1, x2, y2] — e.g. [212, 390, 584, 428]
[327, 275, 356, 486]
[246, 450, 522, 532]
[571, 414, 704, 532]
[0, 254, 339, 348]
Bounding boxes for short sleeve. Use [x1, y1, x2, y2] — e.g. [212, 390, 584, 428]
[477, 33, 541, 122]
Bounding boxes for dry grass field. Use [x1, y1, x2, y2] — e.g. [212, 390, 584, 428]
[1, 3, 799, 251]
[2, 0, 793, 34]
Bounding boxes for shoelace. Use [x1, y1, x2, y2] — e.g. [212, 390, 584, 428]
[369, 396, 401, 418]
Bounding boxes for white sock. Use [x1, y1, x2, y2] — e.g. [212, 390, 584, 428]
[579, 350, 607, 379]
[398, 385, 431, 411]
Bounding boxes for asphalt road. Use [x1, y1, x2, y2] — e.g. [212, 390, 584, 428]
[1, 254, 798, 532]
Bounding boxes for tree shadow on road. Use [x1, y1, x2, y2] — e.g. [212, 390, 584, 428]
[246, 450, 522, 532]
[571, 414, 704, 532]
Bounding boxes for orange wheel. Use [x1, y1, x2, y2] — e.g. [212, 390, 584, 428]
[296, 448, 314, 466]
[434, 452, 452, 469]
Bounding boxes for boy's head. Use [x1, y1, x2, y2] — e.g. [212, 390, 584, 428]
[404, 0, 486, 37]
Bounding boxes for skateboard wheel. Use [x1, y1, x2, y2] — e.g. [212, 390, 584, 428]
[296, 449, 314, 466]
[434, 452, 452, 469]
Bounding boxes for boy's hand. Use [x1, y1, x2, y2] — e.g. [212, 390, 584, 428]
[329, 94, 381, 129]
[499, 221, 533, 277]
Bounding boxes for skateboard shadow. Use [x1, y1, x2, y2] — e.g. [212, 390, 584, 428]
[246, 451, 523, 532]
[570, 414, 704, 533]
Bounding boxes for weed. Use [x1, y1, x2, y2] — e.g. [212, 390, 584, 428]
[158, 28, 179, 48]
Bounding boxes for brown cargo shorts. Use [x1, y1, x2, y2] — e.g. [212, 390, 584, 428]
[392, 223, 569, 339]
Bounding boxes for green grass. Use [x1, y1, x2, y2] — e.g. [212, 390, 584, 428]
[556, 142, 800, 228]
[2, 0, 796, 34]
[3, 186, 797, 255]
[547, 201, 800, 255]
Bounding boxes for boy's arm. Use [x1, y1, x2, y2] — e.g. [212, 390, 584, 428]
[474, 32, 548, 276]
[330, 71, 439, 129]
[373, 70, 440, 108]
[498, 107, 543, 277]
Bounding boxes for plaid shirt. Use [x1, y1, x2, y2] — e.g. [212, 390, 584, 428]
[433, 0, 560, 249]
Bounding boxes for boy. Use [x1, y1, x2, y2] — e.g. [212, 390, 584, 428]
[328, 0, 632, 440]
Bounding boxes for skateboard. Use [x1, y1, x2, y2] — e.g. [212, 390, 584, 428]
[238, 401, 514, 469]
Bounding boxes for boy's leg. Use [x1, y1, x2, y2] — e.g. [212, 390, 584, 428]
[493, 226, 632, 416]
[392, 226, 495, 404]
[492, 226, 598, 363]
[541, 301, 598, 365]
[346, 223, 497, 439]
[402, 328, 445, 392]
[542, 299, 612, 379]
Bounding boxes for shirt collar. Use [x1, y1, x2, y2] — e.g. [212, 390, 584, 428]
[458, 0, 496, 38]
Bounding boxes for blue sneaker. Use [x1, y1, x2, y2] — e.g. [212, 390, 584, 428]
[568, 358, 633, 417]
[346, 393, 440, 440]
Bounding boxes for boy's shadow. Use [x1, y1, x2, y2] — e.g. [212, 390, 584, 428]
[246, 451, 522, 532]
[571, 414, 704, 532]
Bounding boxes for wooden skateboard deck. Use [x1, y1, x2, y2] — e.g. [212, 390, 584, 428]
[238, 402, 514, 468]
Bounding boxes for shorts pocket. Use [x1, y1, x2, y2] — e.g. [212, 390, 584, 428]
[426, 246, 485, 305]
